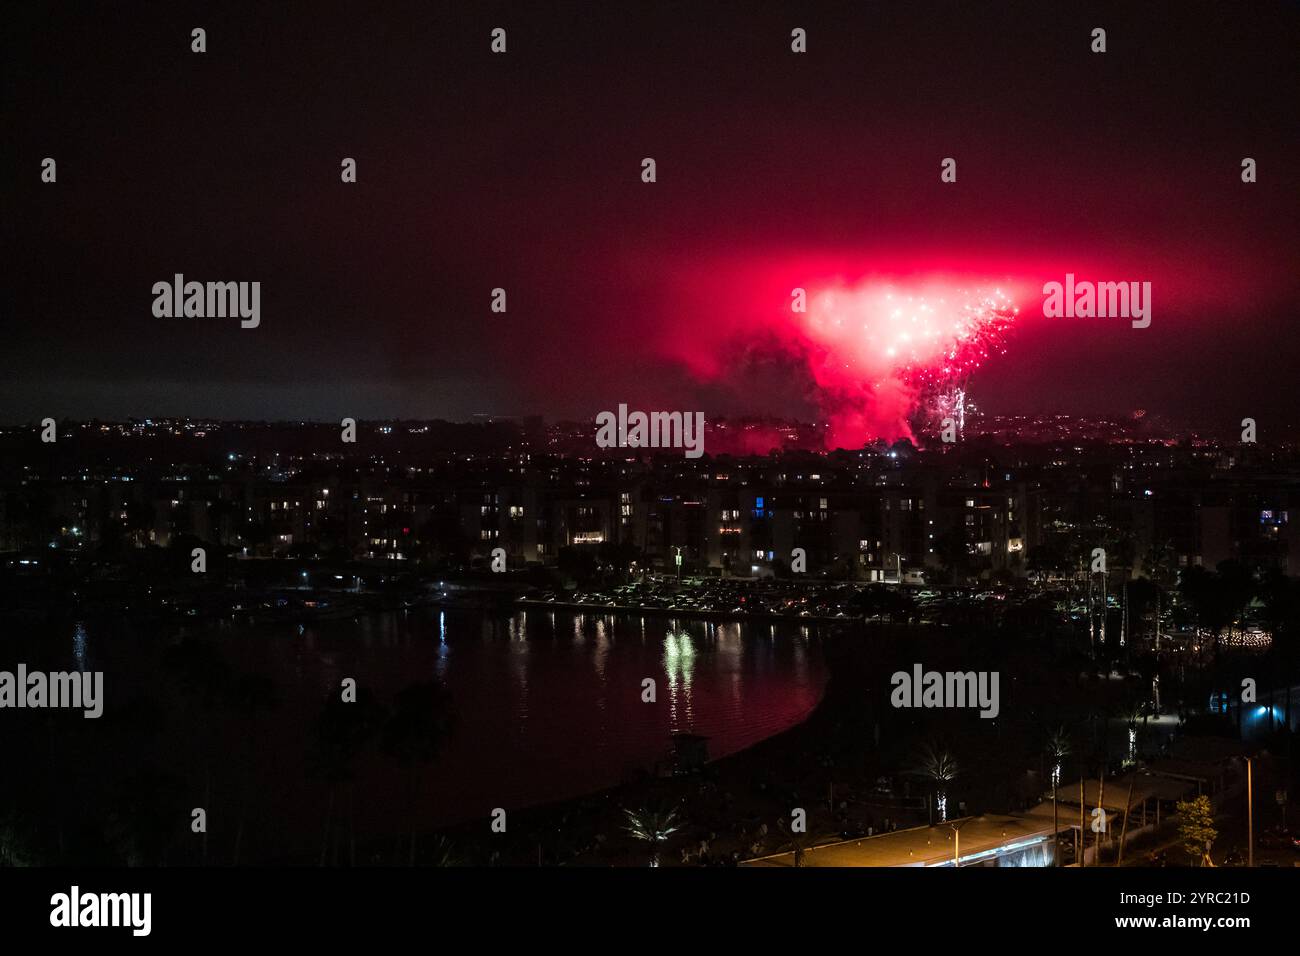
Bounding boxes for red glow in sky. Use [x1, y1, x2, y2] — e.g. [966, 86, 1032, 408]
[658, 262, 1029, 447]
[793, 280, 1017, 445]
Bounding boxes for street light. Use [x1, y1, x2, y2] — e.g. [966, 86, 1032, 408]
[1246, 756, 1253, 868]
[949, 819, 968, 867]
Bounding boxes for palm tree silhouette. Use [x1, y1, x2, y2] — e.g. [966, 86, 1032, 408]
[381, 680, 454, 865]
[1045, 727, 1071, 865]
[230, 672, 278, 865]
[309, 686, 386, 866]
[1259, 570, 1299, 732]
[910, 743, 960, 823]
[777, 816, 811, 867]
[1120, 698, 1146, 766]
[428, 835, 460, 867]
[1046, 726, 1070, 788]
[160, 639, 235, 865]
[623, 804, 682, 867]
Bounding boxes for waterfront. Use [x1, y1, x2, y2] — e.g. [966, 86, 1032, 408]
[1, 609, 826, 863]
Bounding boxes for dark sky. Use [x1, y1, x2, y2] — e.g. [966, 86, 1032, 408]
[5, 1, 1298, 429]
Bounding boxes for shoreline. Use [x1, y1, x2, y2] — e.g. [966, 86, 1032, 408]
[412, 626, 915, 866]
[511, 598, 855, 626]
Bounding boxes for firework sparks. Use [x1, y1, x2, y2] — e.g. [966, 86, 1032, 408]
[791, 280, 1019, 446]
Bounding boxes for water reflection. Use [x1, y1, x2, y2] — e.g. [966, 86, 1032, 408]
[664, 629, 697, 730]
[72, 621, 88, 672]
[593, 616, 610, 681]
[87, 607, 826, 836]
[435, 610, 449, 678]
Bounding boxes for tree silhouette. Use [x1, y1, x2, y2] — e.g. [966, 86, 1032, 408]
[160, 639, 235, 864]
[310, 687, 387, 866]
[910, 743, 960, 823]
[381, 680, 454, 865]
[1045, 726, 1071, 788]
[1259, 571, 1300, 732]
[229, 672, 279, 864]
[622, 804, 682, 867]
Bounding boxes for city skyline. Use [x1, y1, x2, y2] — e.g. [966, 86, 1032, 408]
[3, 0, 1298, 929]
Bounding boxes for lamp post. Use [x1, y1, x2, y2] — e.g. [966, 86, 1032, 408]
[1052, 773, 1059, 866]
[949, 819, 968, 868]
[1246, 756, 1254, 868]
[674, 546, 683, 582]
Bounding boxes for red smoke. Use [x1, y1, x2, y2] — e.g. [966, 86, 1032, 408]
[656, 258, 1024, 448]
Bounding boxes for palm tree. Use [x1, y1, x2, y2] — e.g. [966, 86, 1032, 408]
[622, 805, 682, 867]
[1121, 699, 1146, 767]
[310, 687, 386, 866]
[160, 639, 235, 865]
[933, 529, 971, 586]
[1142, 540, 1177, 591]
[381, 680, 454, 865]
[910, 743, 960, 823]
[1178, 565, 1231, 661]
[1045, 727, 1071, 866]
[1258, 570, 1299, 732]
[1215, 560, 1254, 645]
[777, 816, 811, 867]
[230, 672, 278, 865]
[428, 836, 460, 867]
[1045, 727, 1070, 789]
[1142, 541, 1178, 711]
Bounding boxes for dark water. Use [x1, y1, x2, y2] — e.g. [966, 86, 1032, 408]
[52, 609, 826, 858]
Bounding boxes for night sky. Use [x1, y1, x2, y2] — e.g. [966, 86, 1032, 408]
[5, 1, 1298, 430]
